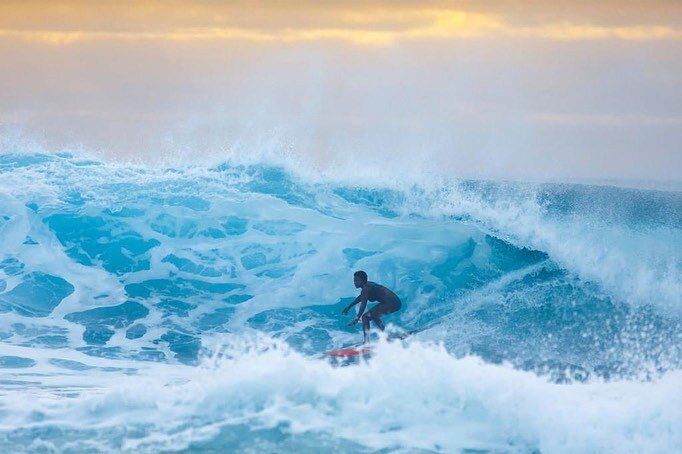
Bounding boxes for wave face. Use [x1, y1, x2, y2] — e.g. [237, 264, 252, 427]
[0, 152, 680, 452]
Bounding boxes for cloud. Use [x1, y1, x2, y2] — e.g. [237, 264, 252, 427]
[0, 3, 681, 46]
[513, 23, 682, 41]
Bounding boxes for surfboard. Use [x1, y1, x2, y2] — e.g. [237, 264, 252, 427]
[324, 329, 420, 357]
[324, 346, 372, 357]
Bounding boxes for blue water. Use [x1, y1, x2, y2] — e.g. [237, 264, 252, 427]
[0, 152, 680, 452]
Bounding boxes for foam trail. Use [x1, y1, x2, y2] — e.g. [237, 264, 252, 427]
[1, 338, 680, 453]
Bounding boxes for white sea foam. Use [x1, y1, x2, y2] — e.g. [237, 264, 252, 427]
[1, 337, 680, 453]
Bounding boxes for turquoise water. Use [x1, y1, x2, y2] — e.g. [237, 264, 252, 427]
[0, 152, 680, 452]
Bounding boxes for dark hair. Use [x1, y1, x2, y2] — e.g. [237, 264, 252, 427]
[354, 270, 368, 282]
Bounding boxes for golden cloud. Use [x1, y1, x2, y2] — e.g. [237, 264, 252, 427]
[0, 3, 680, 45]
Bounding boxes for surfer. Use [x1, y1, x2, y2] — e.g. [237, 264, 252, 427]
[342, 270, 402, 343]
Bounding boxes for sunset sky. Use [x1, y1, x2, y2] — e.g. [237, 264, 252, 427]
[1, 1, 681, 183]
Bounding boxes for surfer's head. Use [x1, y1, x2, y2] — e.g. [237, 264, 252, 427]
[353, 270, 368, 288]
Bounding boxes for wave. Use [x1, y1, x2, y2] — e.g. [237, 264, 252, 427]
[0, 150, 680, 451]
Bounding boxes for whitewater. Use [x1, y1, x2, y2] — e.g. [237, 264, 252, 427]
[0, 151, 680, 453]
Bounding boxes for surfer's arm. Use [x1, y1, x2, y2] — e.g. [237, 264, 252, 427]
[355, 301, 367, 320]
[353, 290, 369, 320]
[342, 295, 361, 314]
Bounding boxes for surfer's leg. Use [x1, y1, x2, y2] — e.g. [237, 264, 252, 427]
[368, 299, 400, 332]
[366, 303, 390, 331]
[361, 313, 371, 343]
[363, 300, 400, 341]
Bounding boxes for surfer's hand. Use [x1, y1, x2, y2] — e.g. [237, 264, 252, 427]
[342, 306, 351, 315]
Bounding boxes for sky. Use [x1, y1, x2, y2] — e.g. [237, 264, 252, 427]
[0, 1, 681, 184]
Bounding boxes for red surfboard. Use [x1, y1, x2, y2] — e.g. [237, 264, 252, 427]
[324, 346, 372, 357]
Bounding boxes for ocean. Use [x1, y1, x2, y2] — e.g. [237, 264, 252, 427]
[0, 151, 680, 452]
